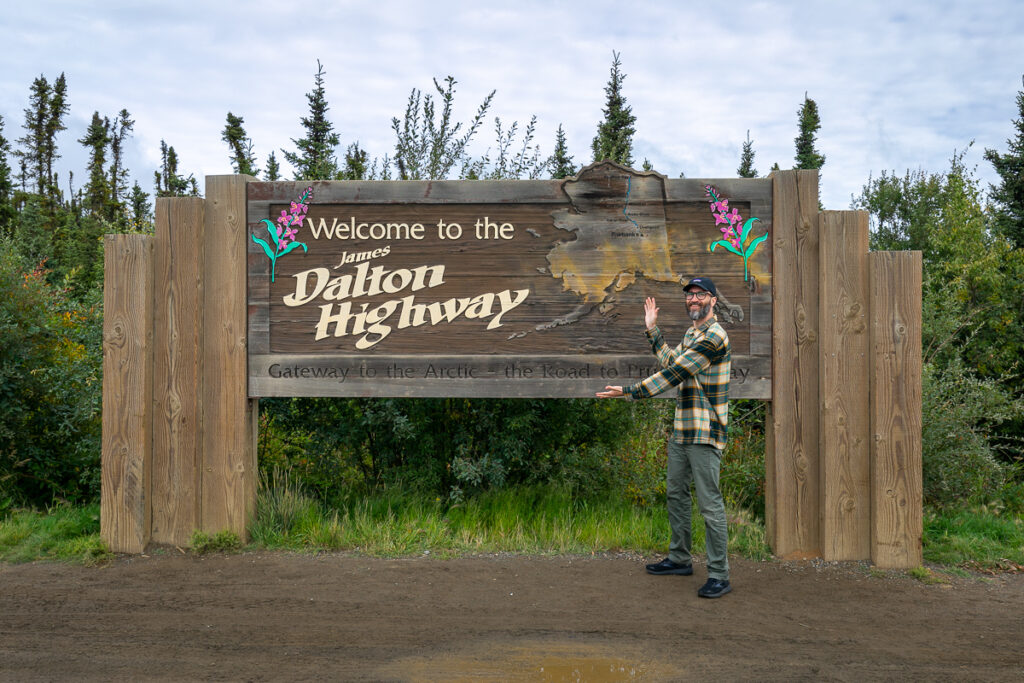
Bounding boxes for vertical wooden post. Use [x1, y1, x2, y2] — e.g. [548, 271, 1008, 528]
[818, 211, 871, 560]
[201, 175, 258, 538]
[151, 197, 205, 546]
[869, 251, 923, 568]
[766, 169, 821, 557]
[101, 234, 154, 553]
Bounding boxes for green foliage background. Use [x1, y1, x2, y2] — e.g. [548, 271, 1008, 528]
[0, 242, 103, 509]
[1, 58, 1023, 539]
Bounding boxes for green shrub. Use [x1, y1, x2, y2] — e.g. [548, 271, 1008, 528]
[0, 242, 103, 507]
[720, 400, 766, 520]
[259, 396, 662, 501]
[190, 529, 243, 553]
[921, 360, 1022, 507]
[605, 400, 671, 508]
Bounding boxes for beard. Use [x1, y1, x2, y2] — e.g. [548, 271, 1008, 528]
[688, 302, 712, 321]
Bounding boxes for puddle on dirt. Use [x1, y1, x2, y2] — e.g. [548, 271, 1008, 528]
[534, 656, 646, 681]
[380, 640, 667, 681]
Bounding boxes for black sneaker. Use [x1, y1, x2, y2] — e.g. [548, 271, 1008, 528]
[697, 578, 732, 598]
[645, 558, 693, 575]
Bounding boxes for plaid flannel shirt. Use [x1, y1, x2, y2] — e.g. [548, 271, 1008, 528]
[624, 318, 731, 450]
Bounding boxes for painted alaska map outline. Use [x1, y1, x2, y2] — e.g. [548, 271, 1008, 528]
[536, 161, 743, 333]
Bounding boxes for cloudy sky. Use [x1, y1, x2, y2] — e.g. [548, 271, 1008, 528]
[2, 0, 1021, 210]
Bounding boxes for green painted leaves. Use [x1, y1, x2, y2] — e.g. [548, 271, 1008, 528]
[705, 186, 767, 281]
[253, 187, 312, 282]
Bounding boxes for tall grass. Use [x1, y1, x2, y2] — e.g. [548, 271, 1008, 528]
[2, 489, 1019, 572]
[248, 469, 770, 560]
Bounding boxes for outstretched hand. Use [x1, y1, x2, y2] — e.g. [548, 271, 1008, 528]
[644, 297, 659, 330]
[595, 385, 625, 398]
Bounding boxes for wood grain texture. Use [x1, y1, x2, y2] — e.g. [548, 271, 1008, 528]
[101, 235, 154, 554]
[245, 171, 772, 206]
[818, 211, 870, 560]
[151, 197, 204, 546]
[247, 166, 773, 399]
[869, 251, 923, 568]
[201, 175, 257, 538]
[767, 169, 821, 558]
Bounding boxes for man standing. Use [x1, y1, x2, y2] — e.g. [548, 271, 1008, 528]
[596, 277, 732, 598]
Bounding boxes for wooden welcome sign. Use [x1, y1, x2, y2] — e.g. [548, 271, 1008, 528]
[104, 168, 922, 567]
[247, 161, 773, 398]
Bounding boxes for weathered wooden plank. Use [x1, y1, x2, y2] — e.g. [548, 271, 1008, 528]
[248, 179, 570, 205]
[247, 353, 771, 399]
[245, 170, 772, 206]
[249, 376, 772, 400]
[151, 197, 204, 546]
[869, 251, 923, 568]
[818, 211, 870, 560]
[101, 234, 154, 554]
[247, 250, 270, 355]
[201, 175, 257, 538]
[767, 169, 821, 558]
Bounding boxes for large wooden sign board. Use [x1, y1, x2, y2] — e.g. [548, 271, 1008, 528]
[247, 161, 773, 398]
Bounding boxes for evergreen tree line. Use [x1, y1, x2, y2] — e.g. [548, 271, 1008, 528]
[1, 56, 1022, 513]
[0, 55, 824, 292]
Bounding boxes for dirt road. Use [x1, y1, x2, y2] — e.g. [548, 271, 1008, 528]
[1, 552, 1022, 681]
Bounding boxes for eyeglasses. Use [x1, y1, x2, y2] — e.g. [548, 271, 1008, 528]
[685, 291, 711, 301]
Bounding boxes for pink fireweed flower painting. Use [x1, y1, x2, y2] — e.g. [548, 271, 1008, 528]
[704, 185, 767, 281]
[289, 201, 307, 223]
[253, 186, 313, 282]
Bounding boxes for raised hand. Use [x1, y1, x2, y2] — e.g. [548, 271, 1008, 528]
[644, 297, 659, 330]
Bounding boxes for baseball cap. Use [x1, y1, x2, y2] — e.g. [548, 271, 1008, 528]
[683, 277, 718, 298]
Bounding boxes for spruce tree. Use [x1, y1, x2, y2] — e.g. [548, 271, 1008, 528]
[737, 130, 758, 178]
[283, 61, 340, 181]
[128, 181, 152, 231]
[984, 77, 1024, 249]
[340, 142, 368, 180]
[78, 111, 111, 216]
[0, 115, 15, 238]
[44, 73, 69, 198]
[154, 140, 198, 197]
[264, 151, 281, 181]
[108, 109, 134, 207]
[549, 124, 576, 179]
[222, 112, 259, 177]
[591, 51, 636, 166]
[15, 75, 51, 196]
[794, 93, 825, 170]
[16, 157, 27, 194]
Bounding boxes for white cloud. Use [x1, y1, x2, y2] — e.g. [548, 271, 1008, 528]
[1, 0, 1021, 208]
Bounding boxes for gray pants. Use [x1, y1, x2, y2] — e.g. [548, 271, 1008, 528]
[666, 441, 730, 580]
